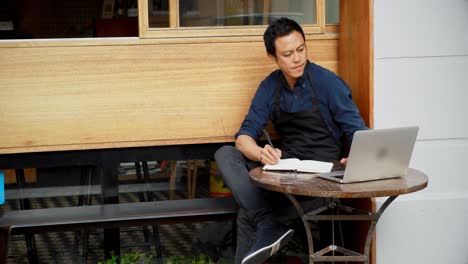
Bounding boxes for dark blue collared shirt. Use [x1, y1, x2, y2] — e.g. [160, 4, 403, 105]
[236, 61, 367, 148]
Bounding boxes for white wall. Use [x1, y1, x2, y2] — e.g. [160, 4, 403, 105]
[374, 0, 468, 263]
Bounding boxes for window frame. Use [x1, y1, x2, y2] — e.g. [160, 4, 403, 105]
[138, 0, 326, 39]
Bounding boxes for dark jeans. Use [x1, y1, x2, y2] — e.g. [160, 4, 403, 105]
[215, 145, 325, 263]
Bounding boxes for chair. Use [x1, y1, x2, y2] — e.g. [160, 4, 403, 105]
[77, 161, 164, 261]
[134, 161, 162, 257]
[169, 160, 200, 200]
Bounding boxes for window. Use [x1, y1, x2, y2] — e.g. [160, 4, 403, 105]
[325, 0, 339, 24]
[0, 0, 138, 40]
[139, 0, 338, 39]
[149, 0, 317, 28]
[0, 0, 338, 40]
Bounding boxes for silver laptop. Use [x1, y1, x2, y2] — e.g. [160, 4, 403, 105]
[319, 126, 419, 184]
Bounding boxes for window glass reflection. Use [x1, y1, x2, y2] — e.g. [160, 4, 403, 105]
[148, 0, 170, 27]
[325, 0, 339, 24]
[178, 0, 316, 27]
[0, 0, 138, 39]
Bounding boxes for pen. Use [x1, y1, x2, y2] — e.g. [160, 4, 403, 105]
[262, 129, 275, 149]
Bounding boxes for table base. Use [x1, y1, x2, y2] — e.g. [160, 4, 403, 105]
[312, 245, 367, 262]
[285, 193, 398, 264]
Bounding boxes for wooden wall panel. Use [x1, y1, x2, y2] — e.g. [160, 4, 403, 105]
[339, 0, 374, 128]
[0, 38, 338, 154]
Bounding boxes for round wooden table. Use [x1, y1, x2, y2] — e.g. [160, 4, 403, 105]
[249, 167, 428, 263]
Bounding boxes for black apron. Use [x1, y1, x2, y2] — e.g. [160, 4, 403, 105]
[272, 68, 343, 162]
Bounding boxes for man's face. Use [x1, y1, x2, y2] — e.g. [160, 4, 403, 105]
[272, 30, 307, 87]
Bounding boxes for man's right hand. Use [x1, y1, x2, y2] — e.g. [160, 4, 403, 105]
[259, 144, 282, 165]
[235, 135, 281, 164]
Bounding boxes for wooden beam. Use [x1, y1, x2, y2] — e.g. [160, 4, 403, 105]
[339, 0, 374, 128]
[316, 0, 326, 32]
[169, 0, 179, 28]
[262, 0, 271, 25]
[138, 0, 149, 37]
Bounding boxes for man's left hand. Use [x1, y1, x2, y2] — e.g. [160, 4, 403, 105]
[340, 158, 348, 165]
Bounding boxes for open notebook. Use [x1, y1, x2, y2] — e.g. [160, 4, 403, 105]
[263, 158, 333, 173]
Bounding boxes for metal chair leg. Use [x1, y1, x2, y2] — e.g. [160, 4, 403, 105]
[77, 166, 93, 264]
[142, 161, 154, 202]
[186, 160, 199, 199]
[0, 227, 11, 264]
[191, 161, 198, 199]
[137, 161, 163, 258]
[79, 230, 89, 264]
[15, 169, 38, 264]
[186, 160, 193, 198]
[151, 225, 162, 258]
[169, 161, 177, 200]
[135, 162, 152, 244]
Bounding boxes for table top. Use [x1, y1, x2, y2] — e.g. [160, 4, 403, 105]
[249, 167, 428, 198]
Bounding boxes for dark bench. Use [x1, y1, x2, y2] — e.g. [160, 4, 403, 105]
[4, 182, 175, 200]
[0, 197, 238, 263]
[0, 143, 237, 262]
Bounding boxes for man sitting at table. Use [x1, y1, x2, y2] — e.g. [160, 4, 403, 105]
[215, 17, 367, 264]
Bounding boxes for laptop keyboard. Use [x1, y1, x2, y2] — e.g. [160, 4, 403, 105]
[319, 170, 345, 179]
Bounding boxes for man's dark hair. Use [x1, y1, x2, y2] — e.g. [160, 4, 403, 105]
[263, 17, 305, 57]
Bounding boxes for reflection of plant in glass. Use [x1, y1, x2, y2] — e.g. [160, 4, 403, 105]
[224, 0, 244, 25]
[98, 253, 228, 264]
[98, 253, 154, 264]
[166, 254, 228, 264]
